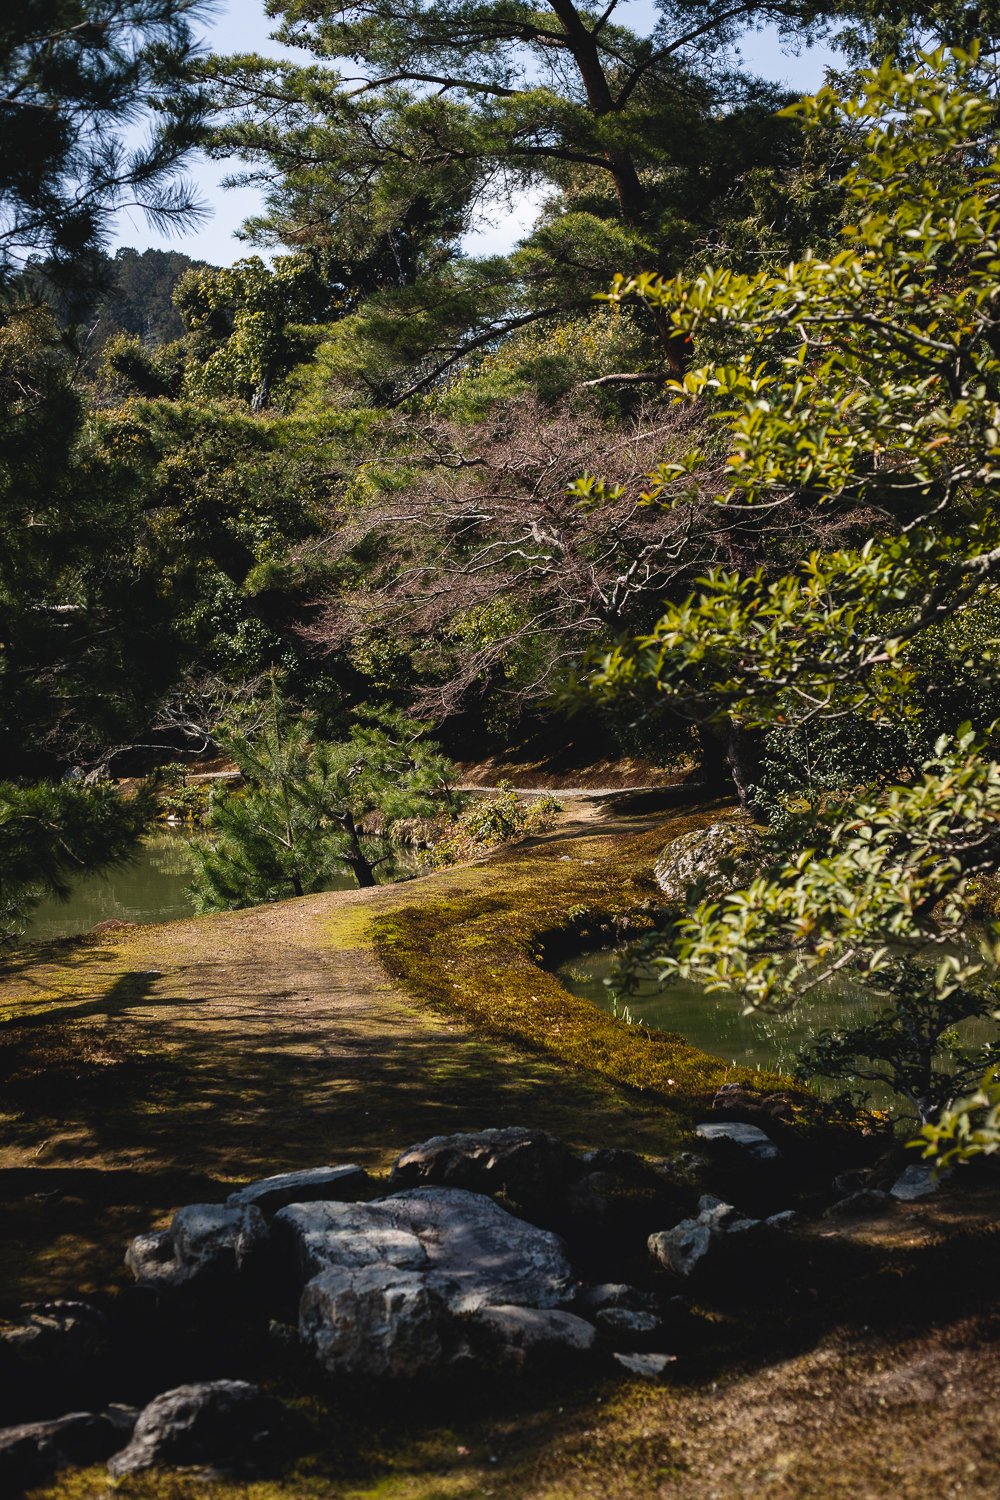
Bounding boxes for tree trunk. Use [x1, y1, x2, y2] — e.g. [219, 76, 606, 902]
[726, 720, 763, 814]
[695, 718, 763, 812]
[338, 809, 378, 887]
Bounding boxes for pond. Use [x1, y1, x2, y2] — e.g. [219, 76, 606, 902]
[23, 828, 368, 941]
[555, 945, 1000, 1114]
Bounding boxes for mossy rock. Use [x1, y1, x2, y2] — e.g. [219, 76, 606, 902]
[653, 816, 764, 906]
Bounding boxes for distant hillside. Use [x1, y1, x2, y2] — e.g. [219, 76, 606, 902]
[17, 246, 213, 350]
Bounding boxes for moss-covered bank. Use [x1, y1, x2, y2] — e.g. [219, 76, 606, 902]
[368, 803, 787, 1124]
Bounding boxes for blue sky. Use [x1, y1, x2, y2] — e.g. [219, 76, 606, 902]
[109, 0, 843, 265]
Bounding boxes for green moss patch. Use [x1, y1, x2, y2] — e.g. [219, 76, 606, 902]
[369, 805, 789, 1132]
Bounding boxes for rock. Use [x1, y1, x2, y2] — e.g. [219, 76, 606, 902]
[0, 1300, 104, 1363]
[696, 1194, 739, 1228]
[722, 1216, 765, 1236]
[172, 1202, 268, 1276]
[389, 1127, 572, 1205]
[379, 1188, 573, 1313]
[125, 1229, 183, 1289]
[576, 1148, 656, 1182]
[711, 1083, 795, 1123]
[695, 1122, 780, 1161]
[654, 817, 763, 904]
[467, 1306, 597, 1368]
[823, 1188, 891, 1220]
[291, 1188, 575, 1381]
[299, 1267, 449, 1380]
[107, 1381, 285, 1478]
[274, 1201, 427, 1284]
[890, 1164, 950, 1202]
[764, 1210, 797, 1229]
[125, 1204, 268, 1289]
[280, 1188, 573, 1312]
[574, 1283, 657, 1316]
[648, 1219, 712, 1277]
[594, 1308, 661, 1349]
[830, 1168, 873, 1197]
[613, 1351, 677, 1379]
[227, 1164, 369, 1217]
[0, 1408, 136, 1492]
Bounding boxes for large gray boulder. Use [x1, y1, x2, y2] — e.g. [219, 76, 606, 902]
[382, 1188, 573, 1313]
[292, 1188, 575, 1379]
[300, 1267, 449, 1380]
[654, 817, 763, 905]
[0, 1408, 136, 1492]
[280, 1187, 573, 1311]
[227, 1164, 369, 1217]
[107, 1381, 285, 1478]
[389, 1127, 572, 1205]
[274, 1201, 427, 1284]
[126, 1204, 267, 1289]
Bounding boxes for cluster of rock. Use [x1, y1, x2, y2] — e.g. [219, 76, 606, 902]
[0, 1123, 950, 1490]
[124, 1130, 681, 1383]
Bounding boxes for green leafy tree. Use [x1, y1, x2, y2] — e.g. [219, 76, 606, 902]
[0, 1, 207, 288]
[0, 780, 153, 952]
[191, 698, 456, 908]
[586, 50, 1000, 1127]
[208, 0, 863, 401]
[173, 255, 330, 408]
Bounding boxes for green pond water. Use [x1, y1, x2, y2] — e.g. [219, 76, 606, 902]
[555, 946, 1000, 1112]
[24, 828, 360, 941]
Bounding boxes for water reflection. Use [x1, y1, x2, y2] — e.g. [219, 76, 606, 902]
[555, 946, 1000, 1113]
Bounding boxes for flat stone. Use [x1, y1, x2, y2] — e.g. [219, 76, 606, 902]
[648, 1219, 712, 1277]
[227, 1165, 369, 1216]
[722, 1216, 765, 1236]
[695, 1122, 780, 1161]
[108, 1381, 285, 1477]
[890, 1164, 950, 1202]
[273, 1201, 428, 1284]
[0, 1300, 104, 1361]
[613, 1351, 677, 1379]
[765, 1210, 797, 1230]
[468, 1305, 597, 1367]
[299, 1266, 448, 1380]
